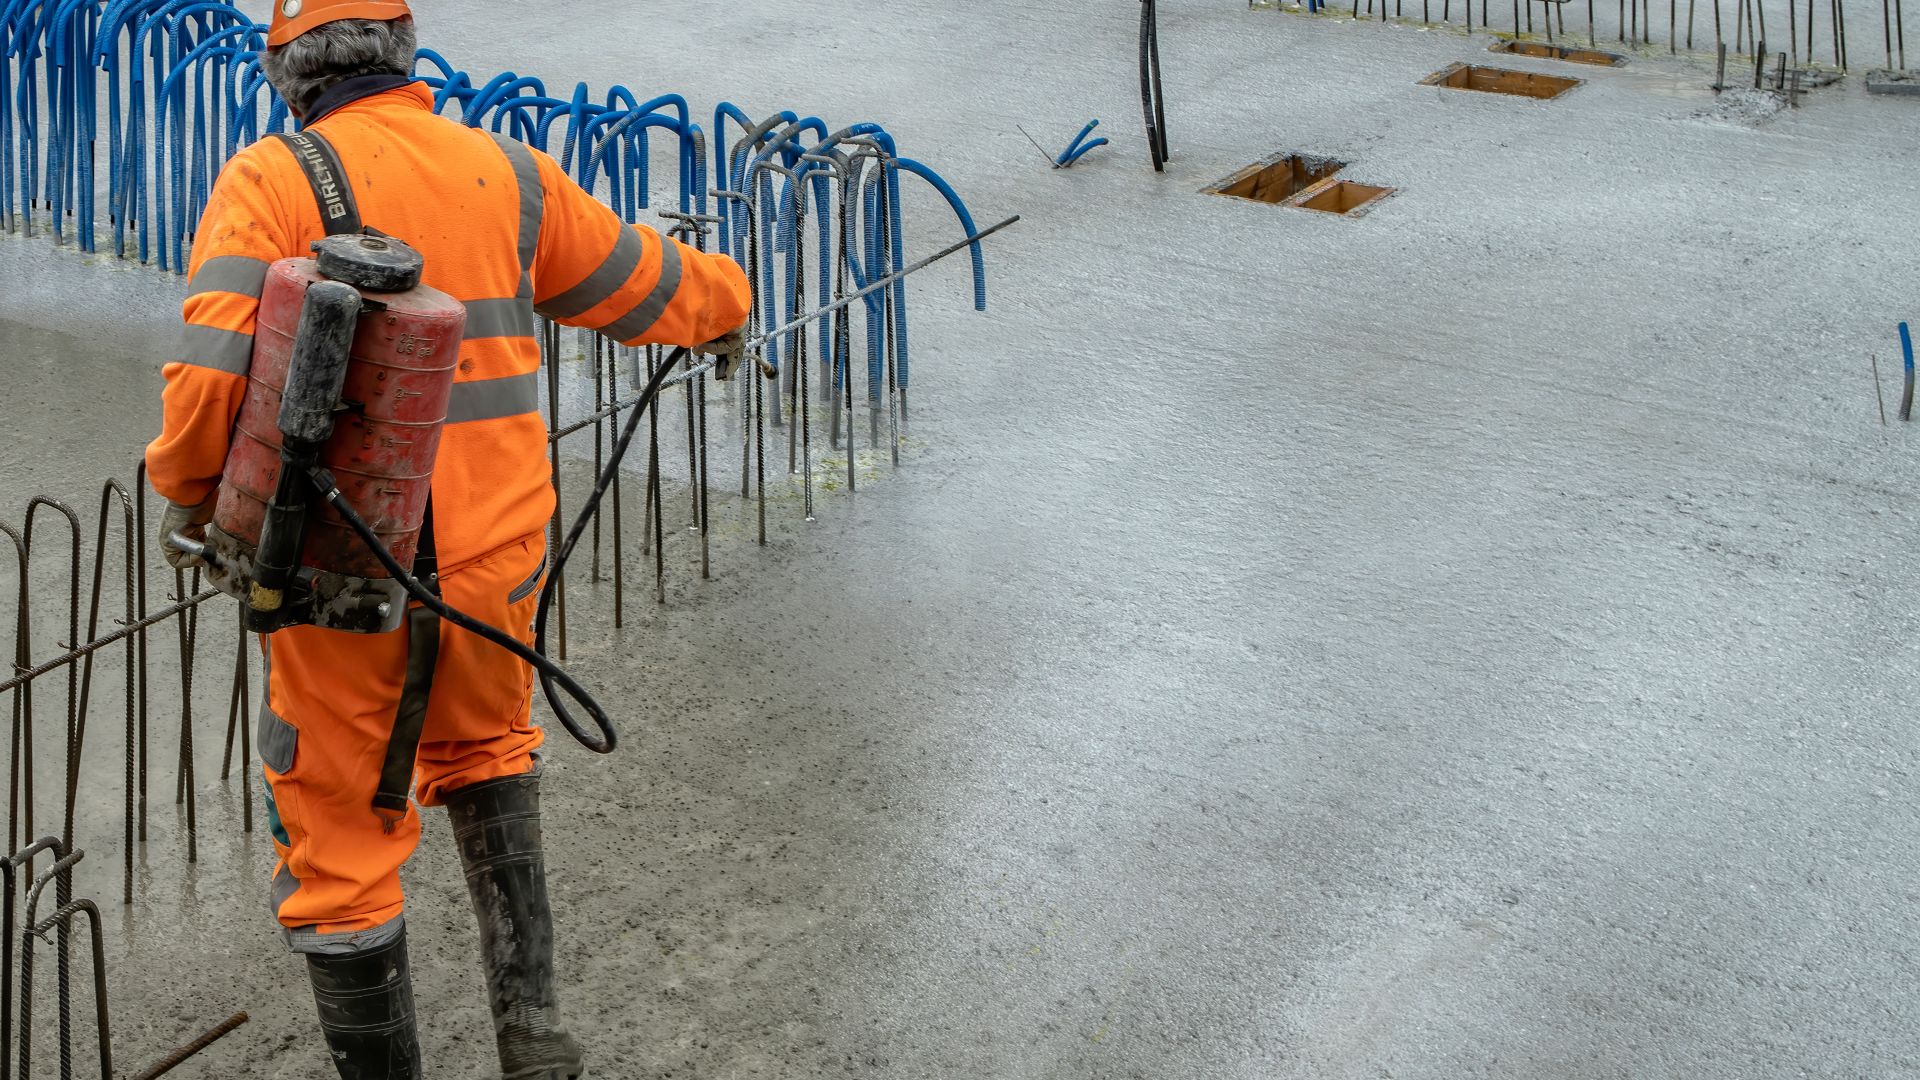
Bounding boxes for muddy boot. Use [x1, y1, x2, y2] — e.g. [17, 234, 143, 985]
[305, 933, 421, 1079]
[446, 773, 586, 1080]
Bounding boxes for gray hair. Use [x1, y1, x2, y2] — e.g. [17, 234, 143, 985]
[261, 17, 417, 118]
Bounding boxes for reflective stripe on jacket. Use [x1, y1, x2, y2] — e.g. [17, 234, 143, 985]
[145, 81, 751, 569]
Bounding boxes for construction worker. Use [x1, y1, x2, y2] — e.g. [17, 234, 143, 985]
[145, 3, 751, 1077]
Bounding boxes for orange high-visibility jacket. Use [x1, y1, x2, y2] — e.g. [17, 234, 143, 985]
[146, 82, 750, 568]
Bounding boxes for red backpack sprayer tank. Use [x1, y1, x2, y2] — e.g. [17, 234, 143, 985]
[199, 232, 463, 635]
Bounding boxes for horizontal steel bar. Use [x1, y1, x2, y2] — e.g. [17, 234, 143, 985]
[749, 215, 1018, 348]
[0, 590, 219, 695]
[129, 1011, 251, 1080]
[546, 216, 1019, 444]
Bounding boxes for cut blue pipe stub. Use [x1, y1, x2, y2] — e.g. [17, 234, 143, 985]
[1055, 119, 1106, 168]
[1900, 322, 1915, 423]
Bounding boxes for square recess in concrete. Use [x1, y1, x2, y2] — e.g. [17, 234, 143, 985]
[1490, 40, 1626, 66]
[1423, 63, 1583, 99]
[1290, 180, 1395, 216]
[1207, 153, 1347, 204]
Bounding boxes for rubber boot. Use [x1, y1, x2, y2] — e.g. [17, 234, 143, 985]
[446, 772, 586, 1080]
[305, 933, 422, 1079]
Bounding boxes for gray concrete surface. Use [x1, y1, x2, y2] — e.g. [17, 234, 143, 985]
[4, 0, 1920, 1076]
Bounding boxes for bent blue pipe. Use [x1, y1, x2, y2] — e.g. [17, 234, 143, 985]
[1058, 136, 1108, 167]
[411, 46, 457, 87]
[464, 71, 542, 127]
[1902, 322, 1915, 422]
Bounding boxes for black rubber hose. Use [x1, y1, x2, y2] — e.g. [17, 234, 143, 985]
[1140, 0, 1165, 172]
[311, 345, 698, 755]
[1148, 0, 1170, 163]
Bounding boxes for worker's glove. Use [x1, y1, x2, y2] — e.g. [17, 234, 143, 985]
[694, 326, 747, 381]
[158, 497, 217, 571]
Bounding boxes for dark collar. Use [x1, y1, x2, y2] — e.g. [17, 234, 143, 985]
[302, 74, 413, 126]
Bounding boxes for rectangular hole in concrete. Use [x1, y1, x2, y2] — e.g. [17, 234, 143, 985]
[1287, 180, 1395, 215]
[1422, 63, 1582, 99]
[1206, 154, 1347, 204]
[1491, 40, 1627, 66]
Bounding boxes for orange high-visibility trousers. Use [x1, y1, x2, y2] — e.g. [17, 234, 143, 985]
[259, 532, 547, 951]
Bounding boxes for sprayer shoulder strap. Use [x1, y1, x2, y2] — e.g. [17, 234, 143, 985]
[272, 129, 364, 236]
[374, 501, 440, 825]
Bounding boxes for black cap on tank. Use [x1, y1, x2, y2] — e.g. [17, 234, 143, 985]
[311, 230, 424, 293]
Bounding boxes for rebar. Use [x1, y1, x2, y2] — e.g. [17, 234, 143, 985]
[649, 346, 666, 604]
[0, 592, 216, 696]
[134, 474, 150, 849]
[608, 339, 627, 624]
[2, 836, 65, 1080]
[16, 848, 83, 1080]
[172, 567, 199, 863]
[1897, 0, 1906, 68]
[25, 899, 111, 1080]
[4, 522, 28, 864]
[129, 1012, 249, 1079]
[591, 329, 606, 584]
[545, 319, 567, 662]
[21, 498, 82, 856]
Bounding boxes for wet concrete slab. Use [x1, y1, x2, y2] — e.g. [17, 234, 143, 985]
[3, 0, 1920, 1077]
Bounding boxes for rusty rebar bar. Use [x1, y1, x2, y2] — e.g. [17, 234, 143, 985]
[26, 898, 110, 1080]
[171, 567, 199, 863]
[544, 319, 568, 663]
[134, 470, 151, 850]
[17, 848, 82, 1080]
[609, 338, 627, 626]
[650, 345, 667, 604]
[22, 498, 83, 854]
[3, 836, 66, 1080]
[4, 521, 29, 863]
[0, 591, 215, 697]
[591, 328, 606, 585]
[128, 1012, 250, 1079]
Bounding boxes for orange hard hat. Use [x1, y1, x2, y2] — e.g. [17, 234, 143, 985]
[267, 0, 413, 48]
